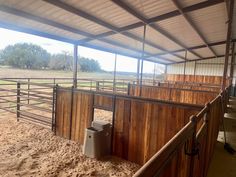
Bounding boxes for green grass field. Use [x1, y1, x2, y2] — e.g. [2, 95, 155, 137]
[0, 66, 137, 80]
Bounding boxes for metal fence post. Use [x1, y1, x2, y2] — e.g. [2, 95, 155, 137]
[69, 86, 74, 140]
[188, 115, 197, 177]
[53, 84, 58, 134]
[127, 82, 130, 95]
[27, 78, 30, 104]
[96, 81, 99, 91]
[17, 82, 20, 121]
[52, 85, 56, 132]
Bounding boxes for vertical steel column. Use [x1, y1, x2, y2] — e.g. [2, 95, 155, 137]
[222, 0, 234, 89]
[73, 44, 78, 88]
[136, 59, 140, 84]
[16, 82, 20, 121]
[164, 65, 167, 80]
[113, 54, 117, 92]
[69, 86, 74, 140]
[51, 85, 57, 132]
[183, 50, 187, 82]
[153, 64, 156, 85]
[27, 78, 30, 104]
[140, 25, 146, 87]
[193, 61, 197, 76]
[230, 42, 235, 84]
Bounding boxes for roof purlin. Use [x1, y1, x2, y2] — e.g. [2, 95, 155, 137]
[43, 0, 186, 61]
[0, 5, 174, 63]
[0, 21, 170, 65]
[171, 0, 218, 57]
[111, 0, 202, 60]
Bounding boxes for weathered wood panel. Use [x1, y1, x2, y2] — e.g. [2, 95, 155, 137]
[159, 145, 192, 177]
[159, 82, 221, 92]
[129, 84, 218, 105]
[133, 88, 227, 177]
[70, 91, 93, 143]
[94, 94, 113, 111]
[166, 74, 228, 85]
[113, 97, 200, 165]
[204, 96, 222, 176]
[55, 89, 71, 139]
[56, 89, 93, 144]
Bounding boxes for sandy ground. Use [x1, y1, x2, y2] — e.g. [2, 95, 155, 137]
[94, 109, 113, 124]
[0, 113, 140, 177]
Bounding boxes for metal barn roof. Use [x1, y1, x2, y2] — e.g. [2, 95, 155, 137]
[0, 0, 235, 65]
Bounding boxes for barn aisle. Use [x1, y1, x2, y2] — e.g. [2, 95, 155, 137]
[207, 98, 236, 177]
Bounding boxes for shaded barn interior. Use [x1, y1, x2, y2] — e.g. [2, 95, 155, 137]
[0, 0, 235, 177]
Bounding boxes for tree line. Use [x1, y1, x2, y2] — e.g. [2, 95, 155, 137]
[0, 43, 101, 72]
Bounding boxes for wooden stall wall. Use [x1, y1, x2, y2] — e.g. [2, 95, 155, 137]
[166, 74, 229, 86]
[133, 88, 228, 177]
[55, 88, 93, 144]
[56, 88, 202, 165]
[55, 89, 72, 139]
[70, 91, 93, 143]
[159, 82, 221, 92]
[129, 84, 218, 105]
[112, 97, 201, 165]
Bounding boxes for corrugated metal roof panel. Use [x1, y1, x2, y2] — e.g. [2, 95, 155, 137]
[126, 26, 183, 53]
[143, 26, 183, 51]
[144, 45, 163, 55]
[61, 0, 140, 28]
[0, 0, 110, 35]
[174, 51, 198, 60]
[89, 39, 141, 57]
[0, 11, 84, 40]
[121, 0, 176, 19]
[0, 0, 233, 65]
[161, 54, 183, 62]
[178, 0, 206, 8]
[211, 44, 226, 56]
[148, 56, 172, 64]
[191, 47, 213, 58]
[104, 33, 142, 50]
[155, 15, 203, 47]
[187, 3, 227, 43]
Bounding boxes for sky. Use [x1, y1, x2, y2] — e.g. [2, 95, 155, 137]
[0, 28, 164, 74]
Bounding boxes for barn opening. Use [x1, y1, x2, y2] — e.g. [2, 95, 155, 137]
[0, 0, 235, 177]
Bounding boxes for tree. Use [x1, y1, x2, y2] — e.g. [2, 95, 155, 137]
[1, 43, 50, 69]
[0, 50, 3, 65]
[1, 43, 102, 72]
[49, 54, 101, 72]
[78, 57, 101, 72]
[49, 52, 73, 70]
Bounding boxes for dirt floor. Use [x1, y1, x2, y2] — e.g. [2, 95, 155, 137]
[0, 112, 140, 177]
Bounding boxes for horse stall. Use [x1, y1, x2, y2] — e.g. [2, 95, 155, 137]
[0, 77, 230, 176]
[165, 74, 228, 85]
[129, 84, 219, 105]
[133, 87, 230, 177]
[54, 86, 202, 165]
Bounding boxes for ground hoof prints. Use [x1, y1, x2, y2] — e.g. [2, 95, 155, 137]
[15, 158, 27, 170]
[0, 114, 140, 176]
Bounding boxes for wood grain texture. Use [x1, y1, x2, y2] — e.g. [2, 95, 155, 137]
[94, 94, 113, 111]
[56, 89, 93, 144]
[129, 84, 218, 105]
[166, 74, 230, 86]
[113, 97, 200, 165]
[70, 91, 93, 143]
[55, 89, 71, 139]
